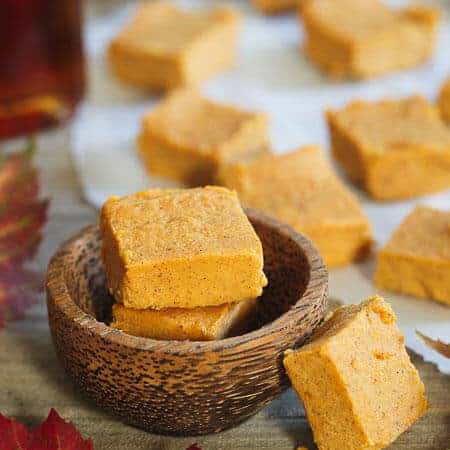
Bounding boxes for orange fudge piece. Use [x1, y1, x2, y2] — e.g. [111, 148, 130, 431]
[284, 296, 427, 450]
[252, 0, 298, 14]
[218, 147, 372, 268]
[327, 96, 450, 200]
[100, 187, 267, 310]
[438, 77, 450, 124]
[300, 0, 440, 79]
[108, 2, 240, 91]
[138, 89, 270, 186]
[375, 206, 450, 306]
[111, 298, 257, 341]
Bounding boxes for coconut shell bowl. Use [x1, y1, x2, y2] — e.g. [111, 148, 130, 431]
[46, 209, 328, 437]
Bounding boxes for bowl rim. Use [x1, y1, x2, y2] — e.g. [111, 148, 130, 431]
[46, 208, 327, 354]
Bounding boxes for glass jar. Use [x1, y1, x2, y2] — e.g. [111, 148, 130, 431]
[0, 0, 85, 139]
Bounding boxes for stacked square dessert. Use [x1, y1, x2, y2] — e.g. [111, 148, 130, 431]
[100, 186, 267, 341]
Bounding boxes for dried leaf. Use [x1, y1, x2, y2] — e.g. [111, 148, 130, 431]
[0, 413, 32, 450]
[0, 409, 94, 450]
[416, 331, 450, 359]
[0, 143, 48, 328]
[29, 409, 94, 450]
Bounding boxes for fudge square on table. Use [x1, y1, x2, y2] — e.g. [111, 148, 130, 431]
[327, 96, 450, 200]
[217, 146, 372, 268]
[375, 206, 450, 306]
[111, 298, 257, 341]
[108, 2, 240, 91]
[100, 187, 267, 310]
[284, 296, 427, 450]
[138, 89, 270, 186]
[300, 0, 440, 80]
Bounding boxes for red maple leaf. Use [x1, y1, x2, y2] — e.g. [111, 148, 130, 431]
[0, 413, 31, 450]
[0, 409, 94, 450]
[0, 142, 48, 328]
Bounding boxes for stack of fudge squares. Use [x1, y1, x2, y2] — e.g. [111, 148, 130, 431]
[100, 186, 268, 341]
[104, 1, 450, 449]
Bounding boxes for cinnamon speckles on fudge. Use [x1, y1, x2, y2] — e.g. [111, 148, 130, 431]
[100, 186, 267, 310]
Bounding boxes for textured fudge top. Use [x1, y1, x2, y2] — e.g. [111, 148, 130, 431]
[382, 206, 450, 261]
[218, 146, 369, 229]
[301, 0, 439, 42]
[294, 296, 397, 352]
[141, 89, 266, 154]
[112, 2, 238, 54]
[101, 186, 264, 265]
[327, 96, 450, 155]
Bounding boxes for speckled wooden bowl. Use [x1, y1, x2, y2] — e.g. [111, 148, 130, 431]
[46, 209, 328, 436]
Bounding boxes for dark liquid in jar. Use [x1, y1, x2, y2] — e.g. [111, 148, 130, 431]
[0, 0, 85, 138]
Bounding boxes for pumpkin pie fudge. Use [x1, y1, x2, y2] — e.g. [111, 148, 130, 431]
[138, 89, 270, 186]
[217, 147, 372, 268]
[108, 2, 240, 91]
[100, 187, 267, 310]
[111, 298, 257, 341]
[300, 0, 440, 79]
[252, 0, 298, 15]
[438, 77, 450, 124]
[375, 206, 450, 306]
[327, 96, 450, 200]
[284, 296, 428, 450]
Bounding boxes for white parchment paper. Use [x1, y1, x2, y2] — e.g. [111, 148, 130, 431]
[72, 0, 450, 373]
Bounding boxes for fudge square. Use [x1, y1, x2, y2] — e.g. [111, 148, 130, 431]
[108, 2, 240, 91]
[138, 89, 270, 186]
[111, 298, 257, 341]
[300, 0, 440, 80]
[327, 96, 450, 200]
[283, 296, 428, 450]
[438, 77, 450, 124]
[252, 0, 298, 15]
[100, 187, 267, 310]
[375, 206, 450, 306]
[217, 147, 372, 268]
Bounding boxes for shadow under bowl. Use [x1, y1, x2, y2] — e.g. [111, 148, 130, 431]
[46, 208, 328, 436]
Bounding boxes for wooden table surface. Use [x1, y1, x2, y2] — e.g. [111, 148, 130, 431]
[1, 1, 449, 449]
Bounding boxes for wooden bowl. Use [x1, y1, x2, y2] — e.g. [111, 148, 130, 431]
[46, 209, 328, 436]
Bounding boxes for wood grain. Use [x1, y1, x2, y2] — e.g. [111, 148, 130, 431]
[46, 210, 328, 436]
